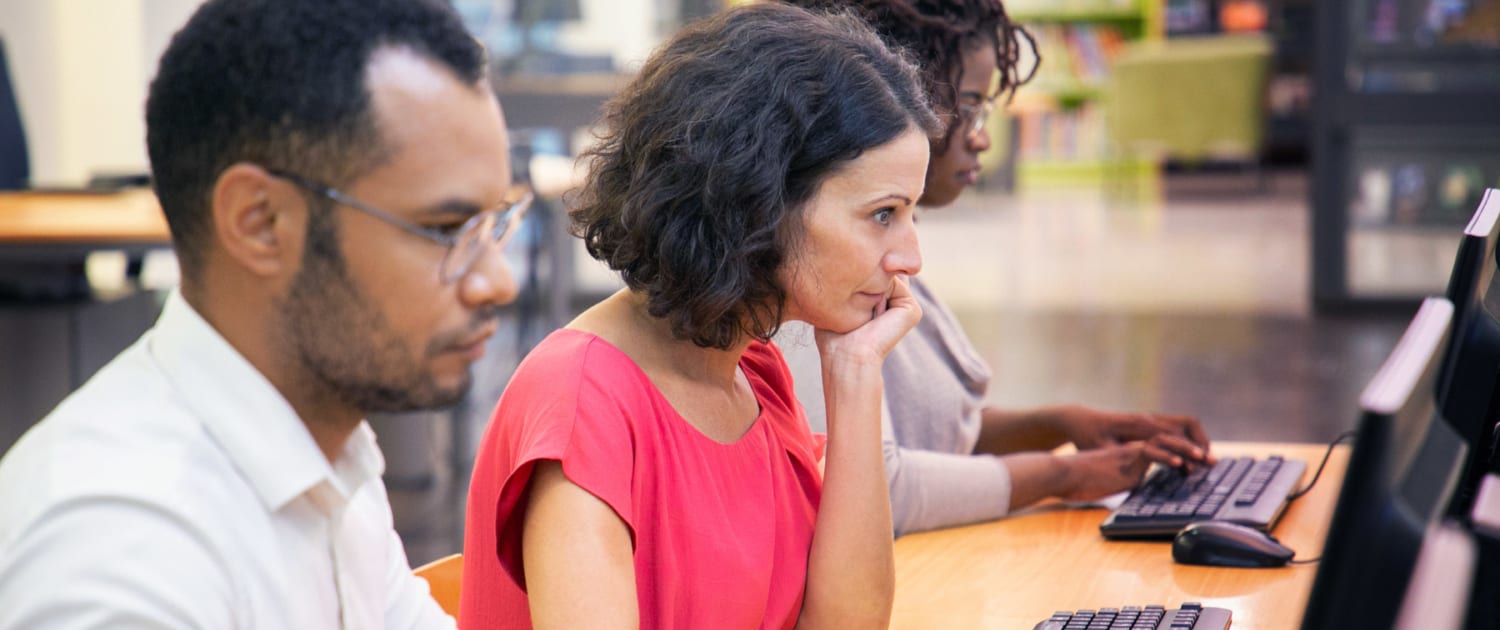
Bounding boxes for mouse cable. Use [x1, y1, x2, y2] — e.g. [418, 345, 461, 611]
[1285, 430, 1357, 502]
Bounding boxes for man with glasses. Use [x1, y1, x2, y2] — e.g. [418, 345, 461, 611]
[0, 0, 522, 627]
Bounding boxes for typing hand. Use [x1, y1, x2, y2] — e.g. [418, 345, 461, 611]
[1057, 406, 1213, 468]
[1057, 444, 1159, 501]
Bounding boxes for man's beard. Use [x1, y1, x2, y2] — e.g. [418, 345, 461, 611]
[277, 232, 471, 414]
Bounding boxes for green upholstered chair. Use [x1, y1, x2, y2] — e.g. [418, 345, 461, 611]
[1104, 34, 1273, 169]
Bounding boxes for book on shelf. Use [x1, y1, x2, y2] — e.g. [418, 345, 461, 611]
[1024, 23, 1127, 93]
[1004, 0, 1156, 181]
[1015, 104, 1107, 161]
[1352, 158, 1498, 228]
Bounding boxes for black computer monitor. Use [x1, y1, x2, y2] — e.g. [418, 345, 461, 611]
[1387, 519, 1478, 630]
[1464, 474, 1500, 630]
[1439, 187, 1500, 517]
[1302, 297, 1471, 630]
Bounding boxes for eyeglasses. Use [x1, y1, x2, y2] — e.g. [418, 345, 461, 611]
[956, 95, 999, 138]
[267, 168, 533, 284]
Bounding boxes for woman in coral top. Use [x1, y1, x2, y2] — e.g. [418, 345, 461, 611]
[460, 4, 941, 629]
[774, 0, 1212, 538]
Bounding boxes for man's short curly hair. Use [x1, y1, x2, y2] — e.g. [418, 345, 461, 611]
[569, 3, 941, 350]
[145, 0, 485, 286]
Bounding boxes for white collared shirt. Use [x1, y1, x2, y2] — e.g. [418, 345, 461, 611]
[0, 291, 456, 630]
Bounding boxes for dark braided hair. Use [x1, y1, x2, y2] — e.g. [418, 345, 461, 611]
[783, 0, 1037, 152]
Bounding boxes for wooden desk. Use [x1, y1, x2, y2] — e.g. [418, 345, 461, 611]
[0, 189, 169, 245]
[0, 190, 171, 453]
[891, 442, 1347, 629]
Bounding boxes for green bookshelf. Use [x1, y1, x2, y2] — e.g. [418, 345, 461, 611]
[1000, 0, 1164, 188]
[1016, 159, 1156, 183]
[1027, 83, 1107, 107]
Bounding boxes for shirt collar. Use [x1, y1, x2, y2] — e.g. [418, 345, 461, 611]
[146, 290, 385, 512]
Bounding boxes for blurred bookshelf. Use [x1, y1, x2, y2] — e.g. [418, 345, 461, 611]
[1004, 0, 1164, 188]
[1311, 0, 1500, 309]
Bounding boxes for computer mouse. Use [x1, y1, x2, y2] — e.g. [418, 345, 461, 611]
[1172, 520, 1294, 568]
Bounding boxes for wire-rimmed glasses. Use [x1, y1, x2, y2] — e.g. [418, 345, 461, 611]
[956, 95, 999, 139]
[267, 168, 533, 283]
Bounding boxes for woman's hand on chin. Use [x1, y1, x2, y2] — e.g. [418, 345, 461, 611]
[814, 275, 921, 365]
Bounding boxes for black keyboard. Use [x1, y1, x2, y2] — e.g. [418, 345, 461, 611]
[1100, 455, 1307, 539]
[1033, 603, 1231, 630]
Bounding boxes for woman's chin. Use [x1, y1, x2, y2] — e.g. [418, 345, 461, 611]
[808, 311, 873, 335]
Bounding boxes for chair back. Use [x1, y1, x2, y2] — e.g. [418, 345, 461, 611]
[0, 36, 29, 190]
[1106, 34, 1273, 163]
[413, 553, 464, 618]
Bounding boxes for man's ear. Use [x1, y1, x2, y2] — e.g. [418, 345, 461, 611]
[210, 163, 305, 278]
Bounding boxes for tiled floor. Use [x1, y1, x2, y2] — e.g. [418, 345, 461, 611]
[388, 169, 1418, 565]
[925, 171, 1414, 445]
[921, 175, 1311, 315]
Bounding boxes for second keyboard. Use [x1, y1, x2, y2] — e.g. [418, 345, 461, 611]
[1099, 455, 1307, 539]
